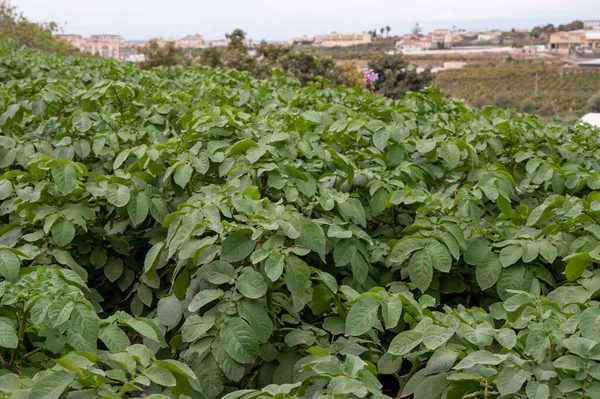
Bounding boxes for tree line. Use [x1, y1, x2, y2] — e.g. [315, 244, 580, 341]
[0, 0, 79, 54]
[139, 29, 433, 99]
[530, 20, 584, 38]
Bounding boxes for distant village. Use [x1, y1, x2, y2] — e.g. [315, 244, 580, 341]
[53, 33, 239, 62]
[394, 21, 600, 56]
[55, 19, 600, 67]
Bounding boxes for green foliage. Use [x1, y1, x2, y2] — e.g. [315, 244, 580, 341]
[139, 40, 190, 70]
[223, 354, 386, 398]
[221, 29, 256, 72]
[0, 1, 77, 54]
[140, 29, 357, 89]
[302, 37, 398, 62]
[2, 40, 600, 399]
[1, 346, 194, 398]
[339, 61, 364, 87]
[253, 42, 342, 85]
[195, 38, 345, 86]
[198, 46, 224, 68]
[557, 20, 584, 31]
[531, 20, 583, 38]
[368, 54, 433, 99]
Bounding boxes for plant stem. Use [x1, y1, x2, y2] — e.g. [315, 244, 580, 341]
[395, 358, 420, 399]
[331, 293, 347, 318]
[374, 216, 392, 224]
[113, 87, 126, 125]
[266, 288, 273, 313]
[8, 308, 27, 371]
[463, 391, 485, 398]
[390, 208, 398, 238]
[321, 280, 347, 318]
[547, 336, 555, 362]
[20, 346, 43, 360]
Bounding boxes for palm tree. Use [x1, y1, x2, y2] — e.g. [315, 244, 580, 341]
[385, 26, 391, 37]
[380, 27, 385, 36]
[412, 22, 422, 36]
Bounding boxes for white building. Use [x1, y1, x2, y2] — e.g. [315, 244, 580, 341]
[443, 61, 467, 70]
[313, 32, 372, 47]
[85, 35, 123, 59]
[396, 40, 425, 53]
[584, 20, 600, 30]
[477, 31, 502, 41]
[175, 34, 205, 49]
[205, 39, 230, 48]
[521, 45, 547, 54]
[54, 34, 85, 49]
[89, 34, 123, 44]
[123, 54, 146, 63]
[54, 33, 144, 61]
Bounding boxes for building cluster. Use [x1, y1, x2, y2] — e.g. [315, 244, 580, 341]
[549, 21, 600, 54]
[55, 34, 140, 61]
[394, 29, 503, 53]
[313, 32, 372, 47]
[288, 29, 505, 50]
[146, 34, 254, 49]
[288, 32, 372, 47]
[56, 18, 600, 63]
[474, 31, 503, 41]
[54, 33, 256, 61]
[393, 20, 600, 56]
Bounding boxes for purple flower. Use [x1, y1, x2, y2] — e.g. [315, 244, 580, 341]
[364, 69, 378, 84]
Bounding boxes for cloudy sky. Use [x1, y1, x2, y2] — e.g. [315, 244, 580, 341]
[12, 0, 600, 41]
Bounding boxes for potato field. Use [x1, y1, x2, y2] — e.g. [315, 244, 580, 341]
[2, 41, 600, 399]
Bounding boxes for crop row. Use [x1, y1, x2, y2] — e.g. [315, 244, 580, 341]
[436, 64, 600, 113]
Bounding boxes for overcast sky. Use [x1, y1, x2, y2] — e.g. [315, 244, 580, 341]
[11, 0, 600, 41]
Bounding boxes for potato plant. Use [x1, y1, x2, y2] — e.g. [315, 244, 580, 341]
[2, 40, 600, 398]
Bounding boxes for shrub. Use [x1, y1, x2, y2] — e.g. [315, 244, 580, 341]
[588, 91, 600, 112]
[196, 37, 342, 86]
[540, 103, 556, 116]
[339, 61, 364, 87]
[494, 93, 511, 108]
[197, 46, 224, 68]
[519, 99, 537, 113]
[367, 54, 433, 99]
[138, 40, 190, 69]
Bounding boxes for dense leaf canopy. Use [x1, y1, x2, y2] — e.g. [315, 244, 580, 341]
[2, 41, 600, 398]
